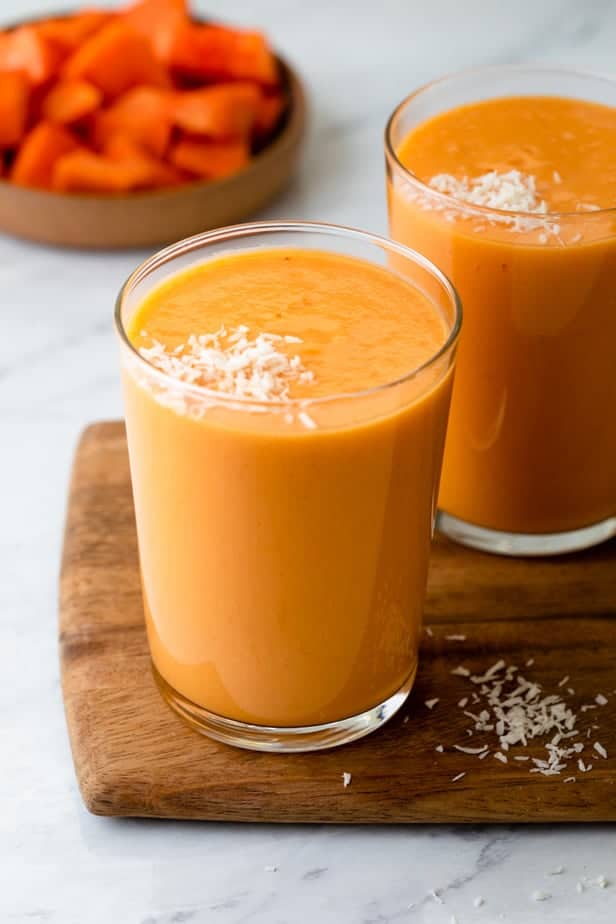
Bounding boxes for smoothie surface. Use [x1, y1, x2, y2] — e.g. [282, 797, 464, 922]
[128, 247, 448, 400]
[397, 95, 616, 213]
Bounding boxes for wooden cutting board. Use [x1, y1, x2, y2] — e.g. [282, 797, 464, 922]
[59, 421, 616, 823]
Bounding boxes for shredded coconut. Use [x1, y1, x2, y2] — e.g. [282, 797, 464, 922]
[342, 772, 352, 788]
[139, 325, 315, 404]
[595, 694, 608, 706]
[429, 170, 547, 213]
[451, 666, 471, 677]
[446, 634, 467, 641]
[425, 698, 439, 710]
[593, 742, 607, 759]
[451, 772, 466, 782]
[426, 169, 561, 238]
[454, 744, 488, 755]
[448, 657, 600, 778]
[473, 896, 485, 908]
[435, 745, 444, 753]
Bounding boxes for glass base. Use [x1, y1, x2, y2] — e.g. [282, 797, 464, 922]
[153, 664, 416, 753]
[437, 510, 616, 557]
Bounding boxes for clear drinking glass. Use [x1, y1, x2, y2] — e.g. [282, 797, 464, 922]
[115, 221, 461, 752]
[386, 66, 616, 556]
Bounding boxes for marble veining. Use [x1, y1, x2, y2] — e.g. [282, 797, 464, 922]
[2, 0, 615, 921]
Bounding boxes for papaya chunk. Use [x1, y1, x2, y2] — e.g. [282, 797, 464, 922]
[170, 138, 250, 179]
[63, 21, 171, 98]
[0, 26, 63, 86]
[11, 122, 80, 188]
[104, 134, 181, 186]
[42, 79, 102, 124]
[54, 139, 179, 192]
[0, 71, 30, 148]
[255, 91, 285, 139]
[37, 11, 114, 54]
[123, 0, 188, 60]
[53, 149, 139, 192]
[170, 25, 278, 86]
[91, 86, 172, 157]
[171, 83, 261, 138]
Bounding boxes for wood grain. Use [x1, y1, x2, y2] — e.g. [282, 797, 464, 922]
[59, 421, 616, 822]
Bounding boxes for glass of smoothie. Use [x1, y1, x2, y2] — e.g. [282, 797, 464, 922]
[115, 221, 461, 751]
[386, 66, 616, 556]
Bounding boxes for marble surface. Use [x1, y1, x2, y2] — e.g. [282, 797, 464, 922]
[2, 0, 616, 921]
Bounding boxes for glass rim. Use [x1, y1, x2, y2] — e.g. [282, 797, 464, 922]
[114, 219, 462, 410]
[385, 63, 616, 221]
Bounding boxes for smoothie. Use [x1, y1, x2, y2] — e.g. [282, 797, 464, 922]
[120, 242, 457, 734]
[388, 88, 616, 540]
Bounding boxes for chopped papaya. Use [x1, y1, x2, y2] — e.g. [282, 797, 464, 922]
[63, 21, 171, 99]
[11, 122, 80, 188]
[42, 79, 102, 125]
[255, 91, 285, 139]
[54, 139, 179, 192]
[104, 134, 181, 185]
[170, 24, 279, 86]
[0, 71, 30, 148]
[53, 149, 141, 192]
[37, 11, 114, 55]
[0, 26, 63, 86]
[2, 3, 286, 195]
[123, 0, 188, 60]
[91, 86, 172, 157]
[170, 138, 250, 179]
[171, 82, 261, 138]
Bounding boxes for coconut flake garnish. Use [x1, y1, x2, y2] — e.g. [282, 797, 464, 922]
[429, 170, 548, 214]
[427, 169, 563, 238]
[139, 325, 315, 403]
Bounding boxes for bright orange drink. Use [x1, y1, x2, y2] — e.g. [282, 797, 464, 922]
[116, 223, 460, 751]
[387, 67, 616, 554]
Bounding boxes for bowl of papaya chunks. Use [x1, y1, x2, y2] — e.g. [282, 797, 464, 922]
[0, 0, 305, 248]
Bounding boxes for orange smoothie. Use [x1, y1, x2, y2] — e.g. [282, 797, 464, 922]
[388, 90, 616, 538]
[120, 244, 457, 731]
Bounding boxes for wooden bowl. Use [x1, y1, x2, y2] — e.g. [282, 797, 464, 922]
[0, 59, 306, 250]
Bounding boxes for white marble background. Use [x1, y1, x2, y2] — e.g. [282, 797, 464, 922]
[2, 0, 616, 921]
